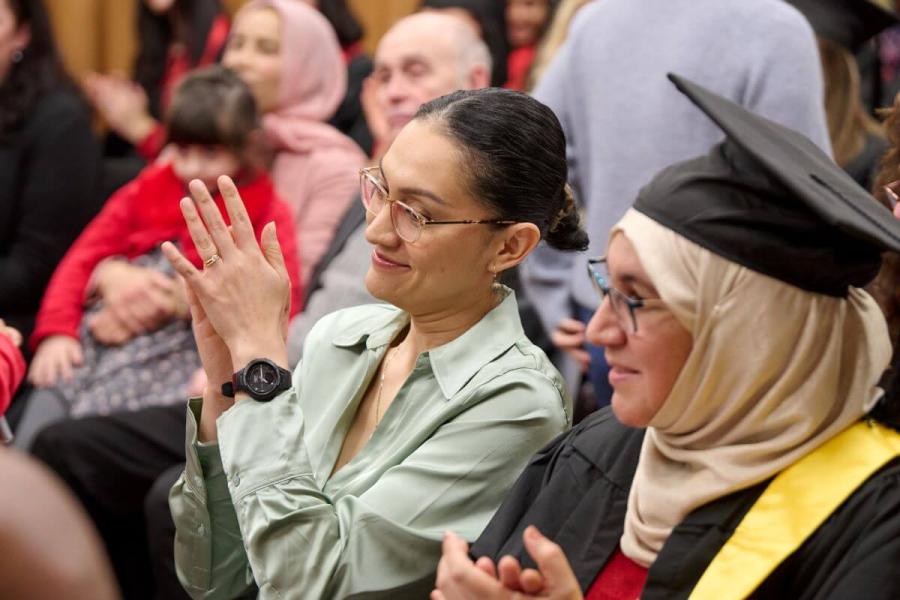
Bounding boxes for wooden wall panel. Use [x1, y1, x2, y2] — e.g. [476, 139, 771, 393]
[350, 0, 420, 53]
[45, 0, 420, 83]
[45, 0, 136, 81]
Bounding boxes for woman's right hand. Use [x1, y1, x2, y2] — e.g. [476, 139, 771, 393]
[551, 318, 591, 372]
[28, 336, 83, 388]
[182, 280, 235, 442]
[83, 72, 157, 145]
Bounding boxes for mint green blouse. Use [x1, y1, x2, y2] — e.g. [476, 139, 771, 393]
[170, 290, 570, 599]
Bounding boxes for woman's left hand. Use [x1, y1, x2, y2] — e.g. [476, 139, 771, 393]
[432, 528, 583, 600]
[161, 176, 291, 371]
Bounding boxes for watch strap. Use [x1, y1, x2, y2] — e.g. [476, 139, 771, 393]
[221, 381, 235, 398]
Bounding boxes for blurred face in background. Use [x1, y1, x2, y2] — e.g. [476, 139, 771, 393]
[372, 14, 484, 142]
[222, 7, 283, 114]
[506, 0, 551, 48]
[0, 0, 29, 84]
[170, 144, 242, 191]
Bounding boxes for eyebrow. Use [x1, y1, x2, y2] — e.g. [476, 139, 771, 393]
[616, 271, 659, 295]
[373, 55, 430, 72]
[377, 160, 449, 206]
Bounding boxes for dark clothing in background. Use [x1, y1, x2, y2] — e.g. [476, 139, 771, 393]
[329, 53, 374, 156]
[0, 90, 101, 344]
[472, 409, 900, 599]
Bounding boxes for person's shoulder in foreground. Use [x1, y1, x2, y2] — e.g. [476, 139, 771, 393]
[0, 449, 120, 599]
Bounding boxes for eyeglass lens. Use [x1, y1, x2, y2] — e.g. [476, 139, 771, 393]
[361, 172, 423, 242]
[589, 263, 638, 333]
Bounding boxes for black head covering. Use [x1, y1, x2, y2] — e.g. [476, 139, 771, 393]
[633, 74, 900, 297]
[786, 0, 898, 52]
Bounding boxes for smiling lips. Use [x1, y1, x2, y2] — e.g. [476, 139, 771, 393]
[607, 360, 640, 385]
[371, 249, 410, 269]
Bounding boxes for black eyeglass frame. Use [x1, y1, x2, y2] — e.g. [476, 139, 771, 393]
[359, 166, 517, 243]
[586, 257, 666, 334]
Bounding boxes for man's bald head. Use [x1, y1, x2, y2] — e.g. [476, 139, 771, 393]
[373, 12, 491, 140]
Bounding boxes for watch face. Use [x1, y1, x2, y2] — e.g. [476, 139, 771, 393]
[246, 361, 279, 395]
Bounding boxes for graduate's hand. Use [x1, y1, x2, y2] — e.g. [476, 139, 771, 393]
[161, 176, 290, 375]
[551, 318, 590, 372]
[432, 528, 582, 600]
[28, 336, 83, 388]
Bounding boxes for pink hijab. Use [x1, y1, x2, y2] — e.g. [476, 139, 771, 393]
[236, 0, 366, 283]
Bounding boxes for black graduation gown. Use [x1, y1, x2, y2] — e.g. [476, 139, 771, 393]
[471, 409, 900, 599]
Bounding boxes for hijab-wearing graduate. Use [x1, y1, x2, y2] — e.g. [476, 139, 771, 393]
[433, 75, 900, 600]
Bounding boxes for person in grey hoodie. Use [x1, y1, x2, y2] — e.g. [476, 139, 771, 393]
[520, 0, 833, 404]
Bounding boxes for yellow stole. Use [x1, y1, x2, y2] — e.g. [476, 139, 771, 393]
[689, 421, 900, 600]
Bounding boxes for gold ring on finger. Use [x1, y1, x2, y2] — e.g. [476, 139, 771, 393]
[204, 254, 221, 268]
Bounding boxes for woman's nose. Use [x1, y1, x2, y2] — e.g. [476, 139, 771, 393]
[364, 202, 399, 246]
[585, 297, 626, 348]
[223, 46, 250, 71]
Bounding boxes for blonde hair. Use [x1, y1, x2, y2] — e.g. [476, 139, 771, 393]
[819, 36, 885, 167]
[526, 0, 592, 91]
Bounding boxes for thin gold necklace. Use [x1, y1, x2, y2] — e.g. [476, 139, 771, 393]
[374, 346, 400, 428]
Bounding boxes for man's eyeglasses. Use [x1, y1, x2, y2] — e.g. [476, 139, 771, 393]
[586, 257, 666, 334]
[359, 167, 516, 243]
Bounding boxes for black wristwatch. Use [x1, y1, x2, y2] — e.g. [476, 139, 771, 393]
[221, 358, 292, 402]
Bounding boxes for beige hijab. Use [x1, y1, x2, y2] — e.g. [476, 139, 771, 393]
[613, 209, 892, 567]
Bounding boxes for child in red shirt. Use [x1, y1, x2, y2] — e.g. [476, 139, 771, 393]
[15, 66, 302, 448]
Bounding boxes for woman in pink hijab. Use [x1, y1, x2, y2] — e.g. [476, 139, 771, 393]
[224, 0, 366, 284]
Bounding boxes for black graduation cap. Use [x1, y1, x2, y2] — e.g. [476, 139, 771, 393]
[633, 74, 900, 297]
[786, 0, 898, 51]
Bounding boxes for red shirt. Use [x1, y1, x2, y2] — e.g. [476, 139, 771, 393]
[505, 45, 537, 91]
[0, 335, 25, 415]
[30, 162, 303, 350]
[585, 547, 649, 600]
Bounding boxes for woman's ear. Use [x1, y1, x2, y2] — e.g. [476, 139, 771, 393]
[14, 23, 31, 52]
[492, 223, 541, 273]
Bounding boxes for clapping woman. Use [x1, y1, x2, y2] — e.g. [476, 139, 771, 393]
[164, 88, 587, 598]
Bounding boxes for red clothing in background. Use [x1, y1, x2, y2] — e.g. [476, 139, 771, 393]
[30, 162, 303, 350]
[505, 45, 537, 91]
[137, 15, 230, 161]
[585, 547, 648, 600]
[0, 335, 25, 415]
